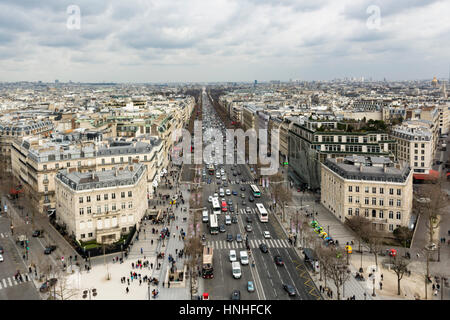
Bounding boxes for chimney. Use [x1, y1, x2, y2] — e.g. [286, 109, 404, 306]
[129, 165, 134, 172]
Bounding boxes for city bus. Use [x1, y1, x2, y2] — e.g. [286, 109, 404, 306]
[255, 203, 268, 223]
[202, 246, 214, 279]
[209, 214, 219, 235]
[212, 197, 221, 215]
[208, 164, 215, 175]
[250, 184, 261, 198]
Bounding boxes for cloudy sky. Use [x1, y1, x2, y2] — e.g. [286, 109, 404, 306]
[0, 0, 449, 82]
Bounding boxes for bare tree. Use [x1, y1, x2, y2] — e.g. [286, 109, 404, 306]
[345, 216, 371, 253]
[321, 247, 351, 300]
[390, 256, 410, 295]
[363, 228, 385, 271]
[51, 270, 79, 300]
[415, 179, 448, 246]
[270, 173, 292, 222]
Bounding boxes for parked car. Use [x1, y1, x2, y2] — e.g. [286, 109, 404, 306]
[39, 278, 58, 293]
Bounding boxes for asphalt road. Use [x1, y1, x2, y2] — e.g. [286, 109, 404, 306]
[199, 91, 321, 301]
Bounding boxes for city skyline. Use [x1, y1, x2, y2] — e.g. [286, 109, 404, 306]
[1, 0, 450, 82]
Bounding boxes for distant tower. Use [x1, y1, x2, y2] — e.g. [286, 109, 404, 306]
[442, 82, 448, 99]
[254, 80, 257, 88]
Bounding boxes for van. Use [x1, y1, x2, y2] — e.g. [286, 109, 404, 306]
[232, 261, 241, 279]
[219, 188, 225, 197]
[240, 251, 249, 265]
[202, 210, 209, 223]
[229, 250, 237, 262]
[225, 215, 231, 225]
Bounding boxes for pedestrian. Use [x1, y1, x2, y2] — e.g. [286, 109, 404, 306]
[381, 274, 384, 281]
[162, 282, 165, 288]
[126, 287, 129, 294]
[139, 279, 142, 286]
[168, 282, 170, 288]
[416, 253, 420, 258]
[432, 284, 435, 290]
[319, 285, 322, 292]
[151, 263, 153, 269]
[380, 282, 383, 290]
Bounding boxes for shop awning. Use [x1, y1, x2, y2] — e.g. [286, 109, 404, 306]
[413, 169, 439, 180]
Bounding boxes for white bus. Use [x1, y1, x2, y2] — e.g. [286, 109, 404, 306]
[212, 197, 221, 215]
[250, 184, 261, 198]
[255, 203, 268, 223]
[209, 214, 219, 235]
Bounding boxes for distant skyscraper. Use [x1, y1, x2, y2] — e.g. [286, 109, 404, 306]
[55, 79, 59, 84]
[254, 80, 257, 88]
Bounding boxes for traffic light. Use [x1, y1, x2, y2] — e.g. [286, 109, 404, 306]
[26, 240, 29, 251]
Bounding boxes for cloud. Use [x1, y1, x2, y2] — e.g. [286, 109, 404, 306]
[0, 0, 449, 82]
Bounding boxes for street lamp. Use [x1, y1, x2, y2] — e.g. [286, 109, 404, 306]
[82, 288, 97, 300]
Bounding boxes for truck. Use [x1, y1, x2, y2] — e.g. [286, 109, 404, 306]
[202, 246, 214, 279]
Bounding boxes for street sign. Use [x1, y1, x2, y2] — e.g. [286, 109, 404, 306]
[4, 205, 7, 212]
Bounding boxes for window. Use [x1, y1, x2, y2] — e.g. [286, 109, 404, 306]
[348, 208, 352, 216]
[128, 156, 132, 163]
[67, 162, 71, 167]
[97, 206, 101, 214]
[389, 199, 394, 206]
[81, 234, 86, 239]
[421, 143, 425, 148]
[102, 158, 105, 164]
[97, 195, 101, 201]
[87, 196, 91, 203]
[79, 208, 84, 215]
[389, 188, 394, 195]
[365, 197, 369, 205]
[348, 196, 353, 203]
[389, 224, 393, 231]
[104, 204, 109, 213]
[379, 199, 384, 206]
[112, 158, 115, 164]
[121, 192, 125, 198]
[112, 203, 116, 211]
[396, 212, 401, 220]
[372, 187, 376, 193]
[414, 162, 418, 167]
[379, 210, 384, 219]
[104, 194, 108, 200]
[365, 209, 369, 217]
[88, 232, 93, 237]
[120, 157, 124, 163]
[43, 164, 47, 170]
[397, 199, 401, 207]
[79, 197, 83, 203]
[365, 187, 369, 193]
[421, 162, 424, 167]
[55, 163, 59, 169]
[121, 203, 126, 210]
[389, 211, 393, 219]
[87, 207, 91, 214]
[45, 186, 48, 192]
[379, 188, 384, 194]
[397, 189, 401, 196]
[128, 191, 132, 197]
[372, 210, 376, 218]
[355, 197, 360, 204]
[112, 193, 116, 199]
[78, 161, 81, 167]
[355, 208, 359, 216]
[421, 150, 424, 154]
[355, 186, 359, 192]
[421, 156, 424, 161]
[128, 201, 133, 209]
[348, 186, 352, 192]
[144, 155, 147, 161]
[372, 198, 377, 205]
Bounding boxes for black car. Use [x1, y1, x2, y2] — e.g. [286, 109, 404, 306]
[283, 284, 296, 296]
[39, 278, 58, 293]
[229, 206, 234, 212]
[246, 216, 252, 223]
[32, 230, 44, 237]
[219, 224, 226, 233]
[249, 196, 254, 202]
[231, 216, 238, 224]
[241, 178, 246, 183]
[44, 245, 57, 255]
[240, 186, 246, 191]
[226, 234, 233, 242]
[231, 290, 241, 300]
[274, 255, 284, 266]
[259, 243, 268, 253]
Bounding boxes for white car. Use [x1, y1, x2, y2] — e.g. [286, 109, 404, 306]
[221, 176, 227, 181]
[229, 250, 237, 262]
[0, 254, 3, 262]
[214, 193, 218, 198]
[208, 196, 213, 203]
[225, 189, 231, 196]
[263, 231, 271, 239]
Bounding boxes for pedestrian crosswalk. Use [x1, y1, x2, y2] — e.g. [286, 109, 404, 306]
[0, 233, 8, 238]
[0, 276, 31, 290]
[205, 238, 291, 250]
